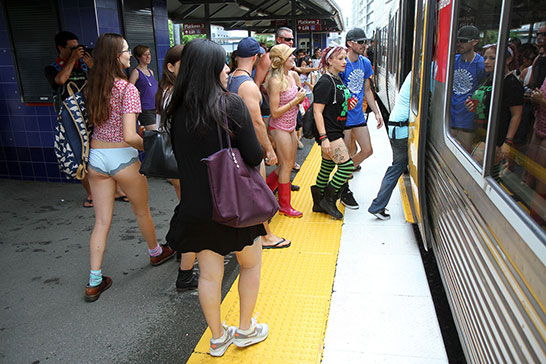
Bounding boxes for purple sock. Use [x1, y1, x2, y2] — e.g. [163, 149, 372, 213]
[148, 243, 163, 257]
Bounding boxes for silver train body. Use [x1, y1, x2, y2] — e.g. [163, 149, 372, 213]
[373, 0, 546, 362]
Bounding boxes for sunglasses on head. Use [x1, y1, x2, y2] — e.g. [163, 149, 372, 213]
[283, 37, 294, 42]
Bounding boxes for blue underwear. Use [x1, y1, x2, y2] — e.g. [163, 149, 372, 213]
[88, 147, 139, 176]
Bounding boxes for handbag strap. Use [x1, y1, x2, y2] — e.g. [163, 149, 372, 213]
[217, 95, 233, 150]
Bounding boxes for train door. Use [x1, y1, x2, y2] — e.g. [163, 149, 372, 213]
[408, 0, 435, 248]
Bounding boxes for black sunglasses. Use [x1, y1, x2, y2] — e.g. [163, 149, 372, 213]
[457, 38, 473, 43]
[283, 37, 294, 42]
[537, 32, 546, 36]
[353, 40, 366, 44]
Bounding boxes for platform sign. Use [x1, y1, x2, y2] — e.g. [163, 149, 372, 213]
[272, 19, 289, 27]
[297, 19, 321, 32]
[184, 23, 206, 35]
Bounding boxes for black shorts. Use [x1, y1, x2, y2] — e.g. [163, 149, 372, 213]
[138, 109, 157, 126]
[344, 121, 367, 130]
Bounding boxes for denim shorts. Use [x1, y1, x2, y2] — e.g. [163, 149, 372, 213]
[88, 147, 139, 176]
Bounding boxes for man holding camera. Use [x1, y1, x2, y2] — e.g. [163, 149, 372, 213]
[45, 31, 93, 111]
[45, 31, 94, 207]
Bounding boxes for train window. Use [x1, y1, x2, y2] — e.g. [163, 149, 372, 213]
[492, 4, 546, 229]
[411, 0, 426, 114]
[446, 0, 546, 229]
[447, 0, 502, 158]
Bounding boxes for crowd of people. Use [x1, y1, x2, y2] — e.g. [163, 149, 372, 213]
[44, 25, 404, 357]
[449, 23, 546, 225]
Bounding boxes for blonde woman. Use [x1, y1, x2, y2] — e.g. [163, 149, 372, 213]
[265, 44, 307, 217]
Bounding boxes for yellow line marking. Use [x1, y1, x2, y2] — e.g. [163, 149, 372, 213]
[186, 144, 344, 363]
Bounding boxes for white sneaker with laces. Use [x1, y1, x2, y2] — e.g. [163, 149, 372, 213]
[210, 322, 237, 357]
[233, 317, 269, 348]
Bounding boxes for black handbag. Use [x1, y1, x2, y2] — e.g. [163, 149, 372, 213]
[139, 130, 179, 179]
[302, 103, 318, 139]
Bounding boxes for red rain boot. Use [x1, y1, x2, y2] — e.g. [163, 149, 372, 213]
[278, 183, 303, 218]
[266, 170, 279, 192]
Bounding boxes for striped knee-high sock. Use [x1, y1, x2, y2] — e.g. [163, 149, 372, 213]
[331, 159, 355, 192]
[316, 158, 336, 190]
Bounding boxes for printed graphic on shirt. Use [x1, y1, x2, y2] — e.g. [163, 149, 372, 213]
[347, 68, 365, 95]
[472, 84, 492, 120]
[338, 84, 350, 119]
[453, 68, 475, 95]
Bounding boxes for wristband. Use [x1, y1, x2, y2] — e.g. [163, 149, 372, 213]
[319, 133, 327, 137]
[504, 139, 514, 145]
[319, 135, 328, 141]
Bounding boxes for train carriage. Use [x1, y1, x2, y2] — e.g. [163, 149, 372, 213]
[374, 0, 546, 362]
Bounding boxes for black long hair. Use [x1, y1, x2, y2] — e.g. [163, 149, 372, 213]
[165, 39, 231, 135]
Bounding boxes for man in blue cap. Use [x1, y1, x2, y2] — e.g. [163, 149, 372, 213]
[228, 37, 290, 249]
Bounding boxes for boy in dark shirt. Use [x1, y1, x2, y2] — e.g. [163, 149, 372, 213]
[44, 31, 92, 112]
[45, 31, 94, 207]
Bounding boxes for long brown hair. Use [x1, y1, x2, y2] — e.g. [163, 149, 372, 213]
[155, 44, 184, 115]
[86, 33, 127, 127]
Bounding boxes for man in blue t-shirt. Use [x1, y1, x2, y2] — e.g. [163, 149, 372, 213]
[339, 28, 384, 209]
[450, 25, 485, 152]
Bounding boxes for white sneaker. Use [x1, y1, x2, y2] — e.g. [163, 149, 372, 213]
[233, 317, 269, 348]
[210, 322, 237, 357]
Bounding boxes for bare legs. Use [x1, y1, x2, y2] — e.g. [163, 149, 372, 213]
[270, 129, 298, 184]
[343, 126, 373, 167]
[88, 161, 158, 271]
[197, 239, 262, 339]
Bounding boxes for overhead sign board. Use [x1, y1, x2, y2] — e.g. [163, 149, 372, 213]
[297, 19, 321, 32]
[184, 23, 206, 35]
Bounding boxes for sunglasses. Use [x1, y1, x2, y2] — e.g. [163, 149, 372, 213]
[457, 38, 474, 43]
[537, 32, 546, 36]
[353, 40, 366, 44]
[283, 37, 294, 42]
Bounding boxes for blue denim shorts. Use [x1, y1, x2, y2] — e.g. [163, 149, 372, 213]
[88, 147, 139, 176]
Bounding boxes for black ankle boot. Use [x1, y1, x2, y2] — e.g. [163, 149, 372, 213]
[310, 185, 326, 213]
[319, 184, 343, 219]
[176, 268, 198, 292]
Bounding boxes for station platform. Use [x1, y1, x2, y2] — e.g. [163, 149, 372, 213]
[0, 116, 449, 363]
[186, 119, 449, 363]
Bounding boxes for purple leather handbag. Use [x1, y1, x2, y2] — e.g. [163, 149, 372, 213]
[201, 98, 279, 228]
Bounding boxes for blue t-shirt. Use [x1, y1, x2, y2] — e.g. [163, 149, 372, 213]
[450, 53, 485, 130]
[339, 55, 374, 126]
[389, 72, 412, 139]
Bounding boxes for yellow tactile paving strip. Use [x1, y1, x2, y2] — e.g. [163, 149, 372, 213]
[186, 144, 344, 364]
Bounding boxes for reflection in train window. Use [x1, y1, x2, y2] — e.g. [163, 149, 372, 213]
[410, 0, 426, 114]
[447, 0, 546, 229]
[494, 4, 546, 229]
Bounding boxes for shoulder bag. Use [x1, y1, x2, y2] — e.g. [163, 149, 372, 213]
[201, 97, 279, 228]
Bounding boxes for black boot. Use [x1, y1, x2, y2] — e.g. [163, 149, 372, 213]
[176, 268, 198, 292]
[310, 185, 326, 213]
[319, 184, 343, 219]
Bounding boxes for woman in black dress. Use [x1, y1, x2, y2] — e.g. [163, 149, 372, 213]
[165, 39, 269, 357]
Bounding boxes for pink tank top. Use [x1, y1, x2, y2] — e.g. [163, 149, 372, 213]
[269, 78, 298, 132]
[534, 78, 546, 139]
[92, 79, 141, 143]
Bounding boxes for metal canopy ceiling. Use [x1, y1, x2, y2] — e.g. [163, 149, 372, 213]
[167, 0, 344, 34]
